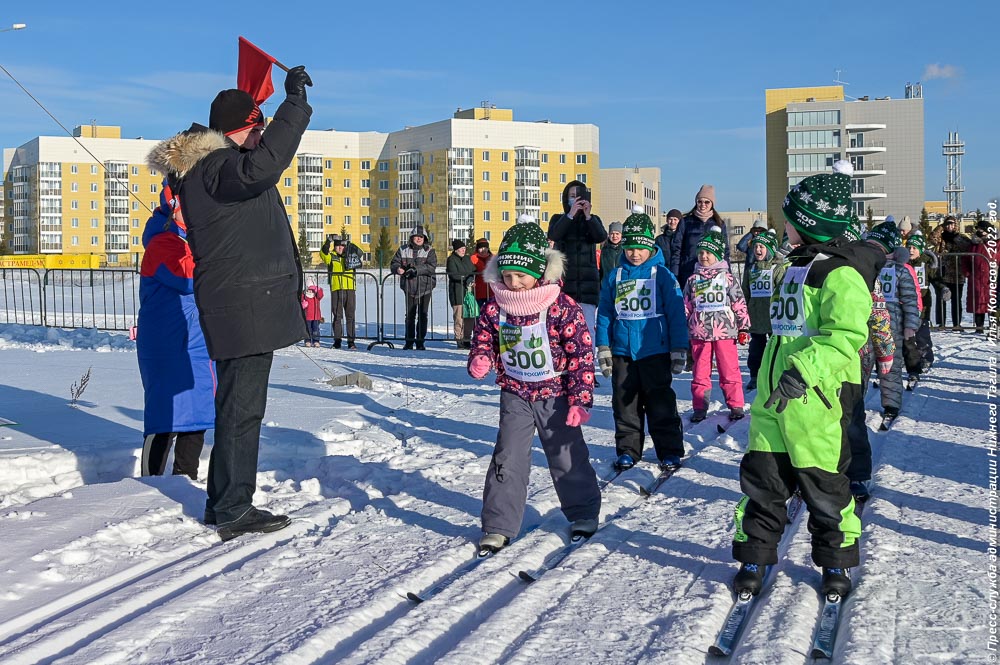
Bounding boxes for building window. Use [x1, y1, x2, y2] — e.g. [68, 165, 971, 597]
[284, 177, 292, 187]
[91, 165, 98, 174]
[379, 199, 389, 209]
[560, 174, 566, 184]
[132, 237, 139, 246]
[542, 154, 548, 164]
[324, 160, 331, 169]
[71, 201, 79, 210]
[733, 226, 745, 235]
[502, 211, 510, 222]
[482, 150, 490, 161]
[484, 211, 491, 221]
[576, 154, 587, 164]
[380, 216, 389, 227]
[285, 196, 292, 205]
[132, 218, 139, 228]
[91, 183, 98, 192]
[483, 172, 490, 182]
[132, 166, 139, 175]
[325, 197, 333, 206]
[326, 215, 332, 224]
[343, 160, 351, 170]
[132, 201, 139, 210]
[542, 192, 549, 203]
[343, 179, 351, 188]
[361, 178, 371, 188]
[543, 212, 549, 222]
[361, 160, 372, 170]
[542, 173, 548, 183]
[71, 165, 78, 174]
[71, 218, 79, 227]
[379, 180, 389, 190]
[150, 168, 158, 176]
[70, 182, 78, 192]
[577, 174, 587, 183]
[91, 235, 99, 245]
[502, 151, 509, 162]
[361, 197, 371, 206]
[483, 191, 490, 201]
[150, 184, 157, 193]
[362, 233, 371, 244]
[559, 154, 566, 164]
[362, 215, 370, 225]
[91, 218, 99, 227]
[378, 161, 388, 172]
[71, 236, 79, 246]
[132, 184, 139, 193]
[344, 197, 352, 206]
[502, 191, 509, 202]
[325, 178, 332, 188]
[788, 130, 841, 149]
[787, 110, 841, 127]
[344, 215, 351, 224]
[91, 201, 98, 210]
[502, 171, 509, 182]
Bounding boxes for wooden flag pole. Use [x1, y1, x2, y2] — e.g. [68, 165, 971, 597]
[273, 59, 290, 73]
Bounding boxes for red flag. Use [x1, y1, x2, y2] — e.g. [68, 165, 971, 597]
[237, 37, 276, 104]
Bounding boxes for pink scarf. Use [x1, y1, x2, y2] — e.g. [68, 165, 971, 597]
[491, 281, 561, 316]
[694, 208, 714, 222]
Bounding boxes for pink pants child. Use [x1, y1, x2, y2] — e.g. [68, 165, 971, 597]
[690, 339, 744, 410]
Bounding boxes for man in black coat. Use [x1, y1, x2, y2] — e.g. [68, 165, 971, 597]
[547, 180, 606, 345]
[150, 66, 313, 541]
[390, 225, 438, 350]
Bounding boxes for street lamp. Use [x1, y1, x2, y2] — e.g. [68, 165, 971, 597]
[1, 24, 27, 32]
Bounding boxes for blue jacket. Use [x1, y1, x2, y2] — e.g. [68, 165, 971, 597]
[136, 185, 215, 436]
[596, 248, 689, 361]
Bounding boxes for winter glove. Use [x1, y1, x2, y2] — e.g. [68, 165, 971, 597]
[763, 366, 808, 414]
[877, 358, 893, 375]
[284, 65, 313, 101]
[566, 405, 591, 427]
[597, 346, 613, 378]
[737, 331, 750, 346]
[403, 266, 417, 280]
[903, 327, 916, 340]
[670, 350, 687, 375]
[468, 355, 491, 380]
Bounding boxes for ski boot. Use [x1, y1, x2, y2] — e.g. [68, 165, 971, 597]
[691, 409, 708, 423]
[613, 453, 636, 471]
[879, 407, 899, 431]
[821, 567, 852, 598]
[570, 518, 599, 540]
[745, 378, 757, 391]
[658, 455, 682, 472]
[850, 480, 872, 503]
[734, 562, 768, 596]
[728, 407, 745, 421]
[478, 533, 509, 555]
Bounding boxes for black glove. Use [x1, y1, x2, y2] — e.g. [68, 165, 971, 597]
[321, 239, 331, 254]
[284, 65, 313, 101]
[763, 366, 808, 414]
[403, 266, 417, 279]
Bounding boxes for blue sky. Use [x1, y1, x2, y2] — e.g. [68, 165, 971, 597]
[1, 1, 997, 214]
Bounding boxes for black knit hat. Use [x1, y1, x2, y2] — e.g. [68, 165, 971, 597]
[210, 89, 264, 136]
[452, 238, 466, 251]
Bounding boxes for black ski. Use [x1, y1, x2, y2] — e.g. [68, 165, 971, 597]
[810, 592, 844, 659]
[878, 415, 897, 431]
[905, 377, 918, 391]
[517, 532, 591, 583]
[639, 463, 680, 498]
[406, 548, 495, 603]
[708, 494, 805, 656]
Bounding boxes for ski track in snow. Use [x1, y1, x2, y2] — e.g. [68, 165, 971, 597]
[0, 324, 992, 664]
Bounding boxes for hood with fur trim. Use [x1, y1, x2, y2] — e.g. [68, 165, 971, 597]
[147, 124, 229, 178]
[483, 248, 566, 285]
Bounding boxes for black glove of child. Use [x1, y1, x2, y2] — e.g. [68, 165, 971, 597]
[763, 366, 808, 414]
[670, 350, 687, 375]
[284, 65, 313, 101]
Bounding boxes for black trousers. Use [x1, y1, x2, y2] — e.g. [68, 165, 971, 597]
[405, 293, 431, 344]
[935, 281, 963, 327]
[747, 333, 769, 383]
[207, 352, 273, 525]
[331, 289, 356, 342]
[142, 430, 206, 480]
[611, 353, 683, 461]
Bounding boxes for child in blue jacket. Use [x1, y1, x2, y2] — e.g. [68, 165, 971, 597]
[596, 209, 689, 471]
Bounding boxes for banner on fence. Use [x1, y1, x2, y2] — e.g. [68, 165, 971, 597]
[0, 254, 101, 269]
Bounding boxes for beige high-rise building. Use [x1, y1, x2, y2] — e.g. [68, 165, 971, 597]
[595, 167, 660, 225]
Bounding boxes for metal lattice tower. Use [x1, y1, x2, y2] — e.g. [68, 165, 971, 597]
[943, 131, 965, 215]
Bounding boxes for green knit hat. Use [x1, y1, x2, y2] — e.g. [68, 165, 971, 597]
[907, 231, 926, 253]
[622, 206, 656, 249]
[751, 229, 778, 257]
[783, 160, 856, 242]
[841, 213, 865, 243]
[496, 221, 548, 278]
[867, 221, 902, 253]
[697, 226, 726, 260]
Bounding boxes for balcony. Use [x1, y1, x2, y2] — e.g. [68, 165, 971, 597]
[854, 164, 886, 176]
[853, 190, 887, 200]
[399, 181, 420, 191]
[515, 199, 540, 208]
[515, 159, 540, 168]
[847, 141, 886, 154]
[846, 123, 887, 131]
[448, 178, 473, 187]
[515, 179, 540, 188]
[297, 164, 323, 174]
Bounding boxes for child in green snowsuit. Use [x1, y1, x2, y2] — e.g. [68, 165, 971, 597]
[731, 161, 883, 600]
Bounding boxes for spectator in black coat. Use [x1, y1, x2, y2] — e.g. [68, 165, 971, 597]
[446, 238, 476, 348]
[599, 220, 624, 280]
[547, 180, 607, 342]
[670, 184, 730, 286]
[655, 208, 682, 269]
[390, 225, 438, 350]
[151, 66, 314, 541]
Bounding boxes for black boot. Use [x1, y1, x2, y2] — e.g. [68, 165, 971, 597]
[734, 562, 768, 596]
[216, 507, 291, 542]
[821, 567, 852, 597]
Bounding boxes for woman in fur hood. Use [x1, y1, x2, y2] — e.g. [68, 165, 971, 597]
[467, 219, 601, 555]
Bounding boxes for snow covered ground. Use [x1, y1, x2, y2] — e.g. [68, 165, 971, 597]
[0, 323, 993, 664]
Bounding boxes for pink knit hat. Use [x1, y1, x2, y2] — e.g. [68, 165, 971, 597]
[696, 184, 716, 206]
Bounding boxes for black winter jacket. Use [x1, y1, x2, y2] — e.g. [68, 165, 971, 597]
[390, 240, 438, 297]
[446, 252, 476, 306]
[670, 214, 731, 286]
[547, 179, 607, 306]
[148, 95, 312, 361]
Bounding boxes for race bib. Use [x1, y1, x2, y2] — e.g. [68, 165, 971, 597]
[749, 267, 774, 298]
[915, 265, 927, 290]
[498, 310, 559, 382]
[693, 273, 729, 313]
[770, 264, 811, 337]
[615, 266, 660, 320]
[880, 266, 898, 303]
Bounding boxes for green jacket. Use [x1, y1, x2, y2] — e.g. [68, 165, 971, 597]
[319, 247, 356, 291]
[741, 254, 787, 335]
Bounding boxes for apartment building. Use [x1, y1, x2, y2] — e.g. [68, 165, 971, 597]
[596, 167, 660, 225]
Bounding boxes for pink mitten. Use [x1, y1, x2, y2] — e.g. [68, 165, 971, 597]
[566, 405, 591, 427]
[469, 355, 491, 379]
[877, 358, 893, 375]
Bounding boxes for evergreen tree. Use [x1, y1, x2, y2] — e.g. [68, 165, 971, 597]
[374, 226, 394, 268]
[919, 207, 933, 237]
[866, 206, 875, 231]
[298, 225, 312, 269]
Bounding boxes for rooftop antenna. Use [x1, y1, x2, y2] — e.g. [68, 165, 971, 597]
[480, 100, 491, 120]
[833, 69, 857, 100]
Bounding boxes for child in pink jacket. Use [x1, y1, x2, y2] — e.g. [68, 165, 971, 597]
[301, 278, 325, 347]
[682, 227, 751, 421]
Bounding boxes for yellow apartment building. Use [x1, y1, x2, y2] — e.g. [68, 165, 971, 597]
[2, 106, 600, 266]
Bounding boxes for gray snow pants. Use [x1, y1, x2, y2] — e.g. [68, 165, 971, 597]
[881, 307, 905, 411]
[482, 391, 601, 539]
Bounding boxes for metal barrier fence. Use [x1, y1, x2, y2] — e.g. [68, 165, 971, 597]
[0, 252, 994, 339]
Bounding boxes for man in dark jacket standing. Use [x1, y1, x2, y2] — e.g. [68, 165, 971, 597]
[655, 208, 682, 270]
[547, 180, 607, 341]
[150, 66, 313, 541]
[599, 220, 623, 280]
[446, 238, 476, 348]
[390, 225, 438, 350]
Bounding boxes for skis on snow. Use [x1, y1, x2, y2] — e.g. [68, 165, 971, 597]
[810, 592, 844, 659]
[406, 549, 495, 603]
[708, 493, 805, 657]
[878, 414, 897, 431]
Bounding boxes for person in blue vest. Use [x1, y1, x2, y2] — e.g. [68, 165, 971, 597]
[137, 180, 215, 480]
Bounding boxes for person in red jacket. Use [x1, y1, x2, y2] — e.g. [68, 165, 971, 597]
[966, 220, 997, 334]
[300, 277, 325, 347]
[471, 238, 493, 306]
